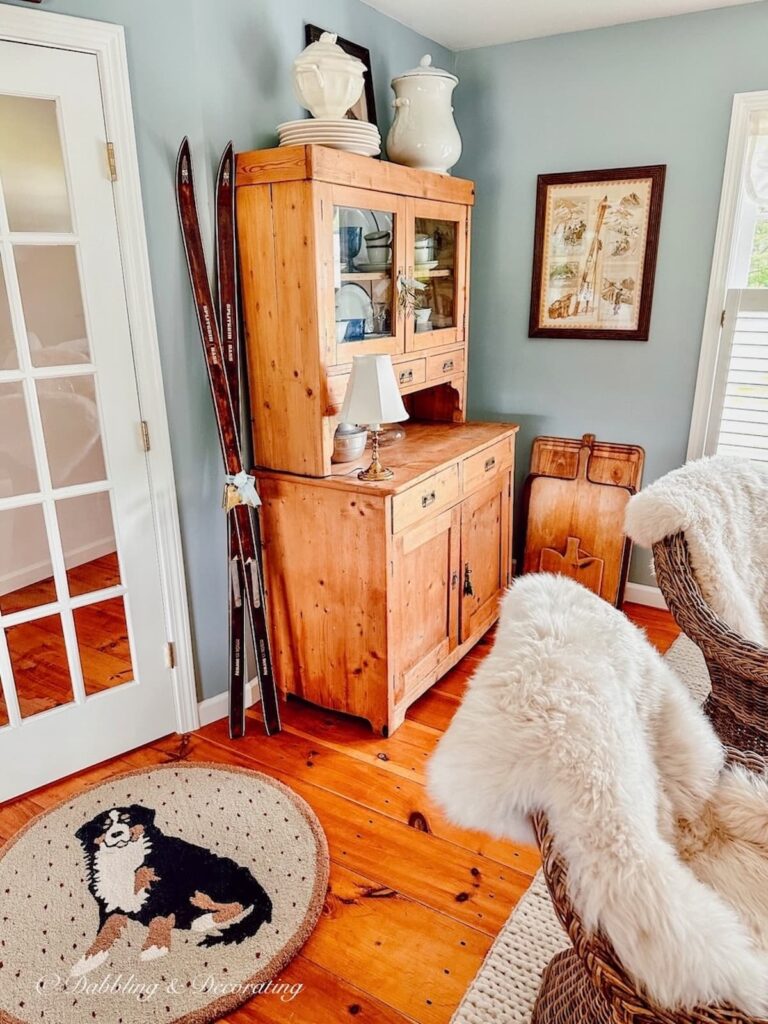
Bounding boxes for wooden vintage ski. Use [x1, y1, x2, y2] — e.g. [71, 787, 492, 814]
[215, 143, 246, 739]
[175, 136, 281, 737]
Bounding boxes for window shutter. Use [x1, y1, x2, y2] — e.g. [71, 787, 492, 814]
[715, 289, 768, 464]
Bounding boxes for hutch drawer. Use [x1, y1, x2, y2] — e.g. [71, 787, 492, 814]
[391, 463, 460, 533]
[463, 435, 514, 495]
[427, 347, 465, 382]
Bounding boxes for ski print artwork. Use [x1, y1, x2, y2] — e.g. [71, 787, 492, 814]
[529, 165, 665, 341]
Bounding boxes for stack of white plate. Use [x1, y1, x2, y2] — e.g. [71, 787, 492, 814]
[277, 118, 381, 157]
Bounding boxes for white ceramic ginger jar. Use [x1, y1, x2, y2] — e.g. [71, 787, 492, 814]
[293, 32, 365, 120]
[386, 55, 462, 175]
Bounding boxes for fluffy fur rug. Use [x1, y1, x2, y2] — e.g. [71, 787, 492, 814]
[428, 574, 768, 1015]
[625, 455, 768, 644]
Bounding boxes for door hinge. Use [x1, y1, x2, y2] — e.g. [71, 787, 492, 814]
[106, 141, 118, 182]
[164, 641, 176, 669]
[140, 420, 151, 452]
[720, 308, 726, 328]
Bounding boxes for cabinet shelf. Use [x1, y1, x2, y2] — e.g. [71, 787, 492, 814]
[339, 268, 454, 283]
[413, 268, 453, 279]
[340, 270, 391, 282]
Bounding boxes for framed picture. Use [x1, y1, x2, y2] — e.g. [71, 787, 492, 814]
[304, 25, 378, 131]
[529, 165, 666, 341]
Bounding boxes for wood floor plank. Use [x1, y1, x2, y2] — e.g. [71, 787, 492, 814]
[298, 862, 491, 1023]
[406, 688, 463, 732]
[249, 700, 440, 784]
[226, 955, 414, 1023]
[200, 715, 539, 873]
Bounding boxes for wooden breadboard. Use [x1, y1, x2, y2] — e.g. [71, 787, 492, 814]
[523, 434, 644, 606]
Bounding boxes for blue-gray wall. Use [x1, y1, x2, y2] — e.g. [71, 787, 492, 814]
[454, 1, 768, 586]
[6, 0, 768, 698]
[0, 0, 453, 699]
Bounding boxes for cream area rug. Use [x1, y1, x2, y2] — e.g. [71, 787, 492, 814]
[452, 636, 709, 1024]
[0, 763, 329, 1024]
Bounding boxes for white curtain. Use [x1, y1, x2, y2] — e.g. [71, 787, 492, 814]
[745, 110, 768, 205]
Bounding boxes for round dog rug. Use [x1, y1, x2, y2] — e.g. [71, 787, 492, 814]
[0, 762, 329, 1024]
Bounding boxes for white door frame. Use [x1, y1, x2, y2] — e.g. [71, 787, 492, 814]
[688, 89, 768, 460]
[0, 5, 199, 734]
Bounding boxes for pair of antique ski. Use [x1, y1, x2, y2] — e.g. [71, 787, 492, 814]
[175, 137, 281, 738]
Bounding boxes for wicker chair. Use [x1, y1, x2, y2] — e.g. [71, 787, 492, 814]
[653, 531, 768, 756]
[531, 747, 768, 1024]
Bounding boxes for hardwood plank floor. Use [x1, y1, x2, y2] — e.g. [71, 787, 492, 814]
[0, 601, 678, 1023]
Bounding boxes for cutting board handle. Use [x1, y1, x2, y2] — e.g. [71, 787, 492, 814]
[577, 434, 596, 479]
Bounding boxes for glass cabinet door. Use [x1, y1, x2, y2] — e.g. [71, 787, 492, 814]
[328, 188, 405, 364]
[406, 199, 468, 351]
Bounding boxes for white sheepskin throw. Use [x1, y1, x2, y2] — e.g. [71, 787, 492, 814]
[428, 574, 768, 1015]
[624, 455, 768, 645]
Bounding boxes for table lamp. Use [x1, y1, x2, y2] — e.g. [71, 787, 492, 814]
[340, 354, 409, 481]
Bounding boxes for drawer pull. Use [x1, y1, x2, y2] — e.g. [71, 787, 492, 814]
[463, 562, 475, 597]
[399, 368, 414, 384]
[484, 456, 496, 472]
[421, 490, 437, 508]
[441, 359, 454, 373]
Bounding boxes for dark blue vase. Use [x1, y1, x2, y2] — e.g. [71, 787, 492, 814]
[339, 226, 363, 271]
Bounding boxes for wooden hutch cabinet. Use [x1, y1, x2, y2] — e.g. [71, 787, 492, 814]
[236, 145, 517, 735]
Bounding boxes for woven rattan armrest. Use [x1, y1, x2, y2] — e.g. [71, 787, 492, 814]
[652, 532, 768, 685]
[532, 748, 768, 1024]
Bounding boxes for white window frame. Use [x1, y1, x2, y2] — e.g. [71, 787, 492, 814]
[0, 6, 198, 732]
[688, 89, 768, 459]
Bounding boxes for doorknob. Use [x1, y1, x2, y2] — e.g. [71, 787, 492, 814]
[463, 563, 474, 597]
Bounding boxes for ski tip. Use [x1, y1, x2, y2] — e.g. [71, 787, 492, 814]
[176, 137, 192, 187]
[216, 141, 235, 189]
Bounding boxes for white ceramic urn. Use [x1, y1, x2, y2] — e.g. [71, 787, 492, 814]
[386, 55, 462, 175]
[293, 32, 365, 120]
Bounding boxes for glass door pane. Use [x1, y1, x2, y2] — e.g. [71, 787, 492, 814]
[0, 95, 72, 233]
[407, 201, 467, 351]
[413, 216, 457, 331]
[333, 203, 400, 355]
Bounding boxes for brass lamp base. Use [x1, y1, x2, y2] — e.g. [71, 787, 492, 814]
[358, 429, 394, 481]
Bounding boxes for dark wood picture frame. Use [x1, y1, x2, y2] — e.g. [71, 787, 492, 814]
[529, 165, 666, 341]
[304, 25, 378, 132]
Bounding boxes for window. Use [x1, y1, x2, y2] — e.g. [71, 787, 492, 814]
[690, 99, 768, 465]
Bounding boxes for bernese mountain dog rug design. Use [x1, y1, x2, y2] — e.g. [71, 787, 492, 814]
[0, 763, 329, 1024]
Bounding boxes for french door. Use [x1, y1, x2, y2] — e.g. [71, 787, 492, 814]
[0, 40, 177, 799]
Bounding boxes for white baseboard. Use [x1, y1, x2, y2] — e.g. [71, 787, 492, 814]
[624, 582, 667, 610]
[197, 678, 261, 727]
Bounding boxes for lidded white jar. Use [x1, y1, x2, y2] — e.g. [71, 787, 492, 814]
[293, 32, 365, 120]
[386, 55, 462, 175]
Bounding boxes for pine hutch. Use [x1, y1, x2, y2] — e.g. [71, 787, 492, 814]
[236, 144, 517, 735]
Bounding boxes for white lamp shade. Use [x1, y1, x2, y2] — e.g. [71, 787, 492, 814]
[340, 354, 409, 429]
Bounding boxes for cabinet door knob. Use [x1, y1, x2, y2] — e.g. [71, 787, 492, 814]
[442, 359, 454, 373]
[484, 456, 496, 472]
[421, 490, 436, 508]
[399, 368, 414, 384]
[463, 562, 475, 596]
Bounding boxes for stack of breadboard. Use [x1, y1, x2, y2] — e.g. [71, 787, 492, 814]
[522, 434, 644, 607]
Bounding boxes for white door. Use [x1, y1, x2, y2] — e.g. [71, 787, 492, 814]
[0, 40, 177, 800]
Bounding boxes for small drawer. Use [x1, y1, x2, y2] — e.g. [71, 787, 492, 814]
[392, 464, 460, 533]
[326, 373, 349, 415]
[427, 348, 465, 382]
[463, 436, 514, 495]
[395, 358, 426, 390]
